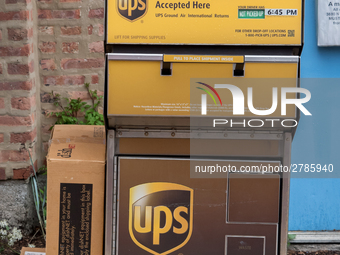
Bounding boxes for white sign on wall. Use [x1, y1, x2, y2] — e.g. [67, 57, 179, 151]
[317, 0, 340, 46]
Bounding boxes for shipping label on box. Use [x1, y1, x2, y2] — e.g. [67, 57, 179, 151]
[20, 247, 46, 255]
[59, 184, 93, 255]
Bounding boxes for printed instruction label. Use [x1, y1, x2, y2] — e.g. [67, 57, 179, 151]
[164, 55, 244, 63]
[59, 184, 93, 255]
[24, 252, 46, 255]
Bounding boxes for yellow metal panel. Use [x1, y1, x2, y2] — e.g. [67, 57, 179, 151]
[107, 0, 302, 45]
[107, 61, 297, 117]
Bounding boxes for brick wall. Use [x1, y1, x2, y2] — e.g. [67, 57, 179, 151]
[0, 0, 39, 180]
[38, 0, 105, 157]
[0, 0, 105, 179]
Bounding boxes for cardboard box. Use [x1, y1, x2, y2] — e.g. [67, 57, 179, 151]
[20, 247, 46, 255]
[46, 125, 106, 255]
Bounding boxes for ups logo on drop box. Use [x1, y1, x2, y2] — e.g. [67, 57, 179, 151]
[117, 0, 147, 22]
[129, 183, 193, 255]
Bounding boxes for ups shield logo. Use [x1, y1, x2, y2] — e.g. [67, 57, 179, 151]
[117, 0, 148, 22]
[129, 183, 194, 255]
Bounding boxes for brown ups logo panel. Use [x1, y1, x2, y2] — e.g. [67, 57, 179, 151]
[118, 158, 280, 255]
[129, 183, 193, 255]
[117, 0, 147, 22]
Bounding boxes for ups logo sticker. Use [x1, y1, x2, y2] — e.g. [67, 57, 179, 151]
[129, 183, 193, 255]
[117, 0, 148, 22]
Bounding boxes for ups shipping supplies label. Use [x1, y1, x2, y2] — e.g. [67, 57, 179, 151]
[107, 0, 302, 45]
[59, 184, 93, 255]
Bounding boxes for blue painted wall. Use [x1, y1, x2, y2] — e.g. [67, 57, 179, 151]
[289, 0, 340, 230]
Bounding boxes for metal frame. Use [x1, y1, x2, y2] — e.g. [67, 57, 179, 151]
[245, 55, 300, 63]
[105, 130, 115, 255]
[107, 53, 163, 61]
[115, 129, 285, 140]
[107, 117, 298, 131]
[280, 132, 292, 255]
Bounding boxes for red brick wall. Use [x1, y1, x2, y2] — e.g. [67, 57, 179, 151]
[0, 0, 105, 180]
[0, 0, 38, 180]
[37, 0, 105, 156]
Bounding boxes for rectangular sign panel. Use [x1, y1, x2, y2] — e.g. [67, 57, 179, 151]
[107, 0, 302, 45]
[317, 0, 340, 46]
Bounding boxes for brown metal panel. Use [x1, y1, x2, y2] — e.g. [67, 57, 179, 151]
[118, 138, 190, 155]
[118, 138, 280, 157]
[191, 139, 280, 157]
[117, 158, 278, 255]
[228, 173, 280, 223]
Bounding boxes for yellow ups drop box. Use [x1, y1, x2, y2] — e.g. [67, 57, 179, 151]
[104, 1, 304, 255]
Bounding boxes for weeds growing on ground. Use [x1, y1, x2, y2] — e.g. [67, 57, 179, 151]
[0, 220, 22, 254]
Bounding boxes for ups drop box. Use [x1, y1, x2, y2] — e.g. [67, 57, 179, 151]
[20, 247, 46, 255]
[46, 125, 106, 255]
[105, 0, 304, 254]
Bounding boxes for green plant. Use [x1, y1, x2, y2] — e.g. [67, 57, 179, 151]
[84, 82, 105, 125]
[49, 82, 104, 129]
[287, 233, 296, 246]
[27, 148, 46, 240]
[38, 170, 47, 233]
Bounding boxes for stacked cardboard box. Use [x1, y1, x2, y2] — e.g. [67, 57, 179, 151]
[46, 125, 106, 255]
